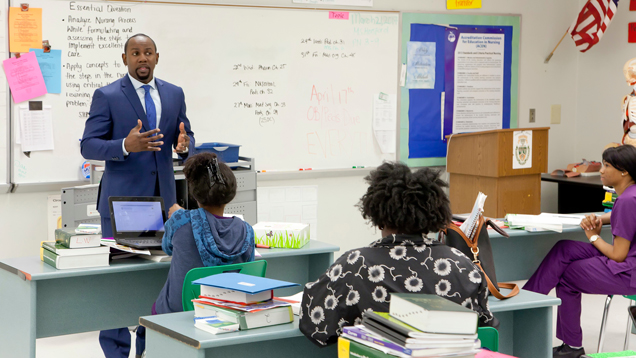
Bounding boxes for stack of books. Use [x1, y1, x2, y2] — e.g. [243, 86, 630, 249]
[339, 293, 483, 358]
[41, 228, 109, 269]
[191, 273, 300, 333]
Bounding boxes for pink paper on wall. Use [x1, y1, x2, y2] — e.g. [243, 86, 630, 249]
[3, 51, 47, 103]
[329, 11, 349, 20]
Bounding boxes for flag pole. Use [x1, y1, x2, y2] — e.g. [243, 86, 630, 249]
[545, 30, 570, 64]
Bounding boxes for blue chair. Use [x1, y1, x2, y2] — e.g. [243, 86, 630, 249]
[181, 260, 268, 311]
[598, 295, 636, 352]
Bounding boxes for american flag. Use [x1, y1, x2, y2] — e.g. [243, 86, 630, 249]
[569, 0, 619, 52]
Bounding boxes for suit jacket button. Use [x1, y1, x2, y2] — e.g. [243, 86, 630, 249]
[151, 171, 156, 175]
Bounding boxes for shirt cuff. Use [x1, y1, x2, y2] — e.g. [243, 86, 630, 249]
[122, 139, 129, 156]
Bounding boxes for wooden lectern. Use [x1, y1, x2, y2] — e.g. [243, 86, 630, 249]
[447, 127, 549, 217]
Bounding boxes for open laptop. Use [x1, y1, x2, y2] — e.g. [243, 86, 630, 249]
[108, 196, 167, 249]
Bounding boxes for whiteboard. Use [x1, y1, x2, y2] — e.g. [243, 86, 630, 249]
[10, 0, 399, 184]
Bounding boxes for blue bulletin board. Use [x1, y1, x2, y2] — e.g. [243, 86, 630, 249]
[400, 13, 520, 167]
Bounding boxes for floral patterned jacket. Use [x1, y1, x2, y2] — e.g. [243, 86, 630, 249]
[299, 234, 496, 346]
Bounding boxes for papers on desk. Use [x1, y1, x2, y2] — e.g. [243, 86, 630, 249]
[459, 192, 487, 237]
[276, 291, 303, 315]
[100, 238, 151, 255]
[505, 213, 585, 233]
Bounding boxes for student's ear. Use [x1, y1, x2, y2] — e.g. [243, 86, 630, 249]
[122, 53, 127, 66]
[155, 52, 159, 65]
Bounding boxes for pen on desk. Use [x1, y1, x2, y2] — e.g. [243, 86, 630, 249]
[256, 244, 270, 249]
[352, 166, 365, 169]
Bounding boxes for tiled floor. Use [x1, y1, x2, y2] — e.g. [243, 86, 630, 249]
[36, 284, 636, 357]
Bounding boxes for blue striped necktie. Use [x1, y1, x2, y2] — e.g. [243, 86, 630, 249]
[141, 84, 157, 130]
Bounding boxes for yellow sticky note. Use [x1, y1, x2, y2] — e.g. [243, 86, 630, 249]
[447, 0, 482, 10]
[337, 337, 351, 358]
[9, 7, 43, 53]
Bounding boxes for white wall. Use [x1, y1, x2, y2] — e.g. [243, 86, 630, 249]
[0, 0, 587, 260]
[575, 1, 635, 160]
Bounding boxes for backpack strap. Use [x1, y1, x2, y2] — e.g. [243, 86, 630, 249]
[446, 219, 519, 299]
[475, 262, 520, 299]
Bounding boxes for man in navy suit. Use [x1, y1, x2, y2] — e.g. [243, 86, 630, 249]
[81, 34, 195, 358]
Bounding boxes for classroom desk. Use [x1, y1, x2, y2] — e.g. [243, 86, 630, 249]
[490, 223, 613, 282]
[139, 289, 559, 358]
[541, 173, 605, 214]
[0, 240, 339, 358]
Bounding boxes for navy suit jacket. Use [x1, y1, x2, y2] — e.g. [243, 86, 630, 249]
[81, 75, 195, 226]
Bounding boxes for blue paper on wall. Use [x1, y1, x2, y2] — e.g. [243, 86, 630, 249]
[30, 48, 62, 94]
[407, 24, 448, 158]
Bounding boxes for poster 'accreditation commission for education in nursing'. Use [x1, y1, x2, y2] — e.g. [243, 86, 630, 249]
[452, 33, 505, 133]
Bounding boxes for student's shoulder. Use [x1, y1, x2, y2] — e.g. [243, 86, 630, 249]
[172, 221, 194, 242]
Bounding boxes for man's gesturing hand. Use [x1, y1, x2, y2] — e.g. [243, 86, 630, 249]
[124, 119, 163, 153]
[174, 122, 189, 153]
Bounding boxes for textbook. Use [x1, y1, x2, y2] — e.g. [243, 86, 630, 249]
[193, 273, 299, 304]
[389, 293, 478, 335]
[342, 326, 479, 357]
[193, 301, 293, 329]
[363, 312, 477, 346]
[193, 316, 239, 335]
[55, 228, 101, 248]
[42, 241, 109, 256]
[199, 285, 272, 304]
[193, 297, 292, 313]
[337, 336, 478, 358]
[42, 249, 109, 269]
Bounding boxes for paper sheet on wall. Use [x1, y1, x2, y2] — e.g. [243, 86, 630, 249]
[3, 51, 47, 103]
[452, 33, 505, 133]
[30, 48, 62, 93]
[292, 0, 372, 6]
[8, 7, 42, 53]
[512, 130, 532, 169]
[257, 185, 318, 240]
[19, 105, 54, 151]
[47, 194, 62, 242]
[406, 41, 436, 89]
[372, 93, 396, 154]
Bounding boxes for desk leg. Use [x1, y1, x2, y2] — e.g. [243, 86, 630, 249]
[496, 307, 553, 357]
[145, 329, 204, 358]
[0, 269, 36, 358]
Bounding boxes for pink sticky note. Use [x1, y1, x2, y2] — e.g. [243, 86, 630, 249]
[329, 11, 349, 20]
[3, 51, 47, 103]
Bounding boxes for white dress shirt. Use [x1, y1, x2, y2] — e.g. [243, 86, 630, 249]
[122, 73, 162, 155]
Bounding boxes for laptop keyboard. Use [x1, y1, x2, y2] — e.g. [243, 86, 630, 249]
[117, 239, 162, 249]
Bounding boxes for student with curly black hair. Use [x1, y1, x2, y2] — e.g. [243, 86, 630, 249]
[299, 162, 496, 347]
[153, 152, 255, 315]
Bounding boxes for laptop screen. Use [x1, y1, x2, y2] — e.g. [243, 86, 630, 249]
[112, 200, 165, 232]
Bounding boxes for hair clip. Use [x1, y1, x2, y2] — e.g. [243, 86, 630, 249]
[207, 158, 226, 187]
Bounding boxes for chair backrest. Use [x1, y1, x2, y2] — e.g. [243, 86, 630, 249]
[477, 326, 499, 352]
[182, 260, 268, 311]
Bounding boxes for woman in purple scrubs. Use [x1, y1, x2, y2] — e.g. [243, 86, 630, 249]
[524, 145, 636, 358]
